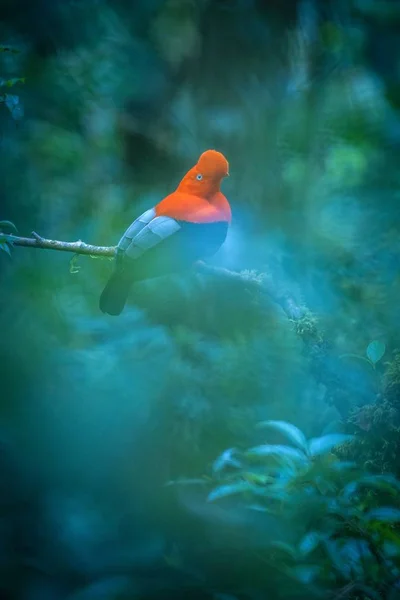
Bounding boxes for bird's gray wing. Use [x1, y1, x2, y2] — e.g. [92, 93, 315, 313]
[117, 208, 181, 259]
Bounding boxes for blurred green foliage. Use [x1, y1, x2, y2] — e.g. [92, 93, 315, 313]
[174, 420, 400, 598]
[0, 45, 25, 120]
[1, 0, 400, 598]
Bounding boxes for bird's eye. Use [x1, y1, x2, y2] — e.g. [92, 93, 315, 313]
[196, 173, 203, 181]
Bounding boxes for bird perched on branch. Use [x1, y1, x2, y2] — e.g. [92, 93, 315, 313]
[99, 149, 231, 316]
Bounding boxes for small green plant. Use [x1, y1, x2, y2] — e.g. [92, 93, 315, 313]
[340, 339, 386, 370]
[173, 420, 400, 598]
[0, 220, 17, 256]
[338, 350, 400, 477]
[383, 351, 400, 408]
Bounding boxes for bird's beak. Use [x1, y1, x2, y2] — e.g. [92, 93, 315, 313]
[225, 171, 230, 177]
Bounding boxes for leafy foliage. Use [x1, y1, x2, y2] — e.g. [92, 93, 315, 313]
[367, 341, 387, 366]
[0, 220, 17, 256]
[179, 421, 400, 598]
[0, 45, 24, 120]
[338, 349, 400, 479]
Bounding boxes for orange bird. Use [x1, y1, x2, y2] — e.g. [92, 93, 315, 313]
[99, 149, 231, 315]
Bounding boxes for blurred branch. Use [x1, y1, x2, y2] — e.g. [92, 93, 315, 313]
[195, 262, 305, 321]
[6, 230, 349, 416]
[7, 231, 304, 316]
[198, 263, 351, 418]
[6, 231, 116, 257]
[6, 233, 305, 319]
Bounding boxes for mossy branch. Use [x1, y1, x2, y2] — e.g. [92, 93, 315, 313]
[5, 229, 351, 416]
[195, 262, 305, 321]
[5, 231, 306, 321]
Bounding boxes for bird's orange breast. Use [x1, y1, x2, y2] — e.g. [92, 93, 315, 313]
[155, 191, 231, 224]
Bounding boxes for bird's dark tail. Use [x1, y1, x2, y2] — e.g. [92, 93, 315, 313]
[99, 268, 133, 316]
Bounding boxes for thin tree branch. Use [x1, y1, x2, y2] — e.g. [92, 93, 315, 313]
[6, 232, 116, 257]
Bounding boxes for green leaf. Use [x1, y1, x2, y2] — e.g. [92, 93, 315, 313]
[242, 472, 274, 485]
[383, 541, 400, 558]
[0, 235, 14, 259]
[289, 565, 321, 584]
[246, 503, 270, 512]
[245, 444, 309, 468]
[0, 233, 14, 244]
[355, 474, 400, 496]
[0, 220, 18, 233]
[212, 448, 242, 473]
[366, 340, 386, 365]
[307, 434, 353, 457]
[256, 420, 308, 451]
[314, 476, 336, 495]
[165, 478, 208, 487]
[341, 481, 358, 499]
[0, 46, 20, 53]
[339, 353, 373, 368]
[0, 77, 25, 88]
[250, 484, 291, 505]
[298, 532, 321, 556]
[0, 242, 11, 256]
[267, 541, 298, 561]
[365, 507, 400, 523]
[330, 460, 358, 472]
[207, 481, 253, 502]
[3, 94, 24, 120]
[69, 254, 81, 274]
[323, 539, 352, 578]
